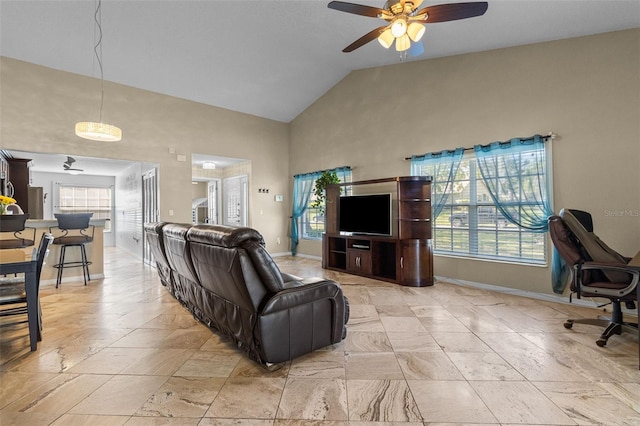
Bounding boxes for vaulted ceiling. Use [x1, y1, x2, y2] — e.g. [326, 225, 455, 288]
[2, 0, 639, 123]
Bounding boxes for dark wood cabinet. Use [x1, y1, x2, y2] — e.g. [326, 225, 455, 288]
[7, 158, 32, 212]
[322, 176, 433, 287]
[347, 239, 373, 275]
[399, 239, 433, 287]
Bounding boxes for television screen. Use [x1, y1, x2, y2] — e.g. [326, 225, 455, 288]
[339, 193, 391, 236]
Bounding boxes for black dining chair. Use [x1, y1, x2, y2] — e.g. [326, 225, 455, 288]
[0, 233, 54, 341]
[49, 213, 94, 288]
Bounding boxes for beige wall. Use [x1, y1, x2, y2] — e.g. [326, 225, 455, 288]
[290, 29, 640, 294]
[2, 29, 639, 295]
[0, 57, 291, 252]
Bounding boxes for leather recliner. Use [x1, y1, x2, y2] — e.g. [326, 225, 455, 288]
[144, 222, 349, 366]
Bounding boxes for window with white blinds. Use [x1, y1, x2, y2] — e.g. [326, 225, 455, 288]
[58, 185, 112, 232]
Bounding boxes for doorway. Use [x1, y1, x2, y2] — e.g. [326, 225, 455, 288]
[223, 174, 248, 227]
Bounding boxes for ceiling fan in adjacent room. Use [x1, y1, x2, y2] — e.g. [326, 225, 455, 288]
[328, 0, 488, 56]
[63, 156, 84, 175]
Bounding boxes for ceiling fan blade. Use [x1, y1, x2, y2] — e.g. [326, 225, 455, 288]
[343, 26, 388, 52]
[328, 1, 384, 18]
[415, 2, 488, 24]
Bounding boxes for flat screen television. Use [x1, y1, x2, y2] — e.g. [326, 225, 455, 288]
[339, 193, 392, 236]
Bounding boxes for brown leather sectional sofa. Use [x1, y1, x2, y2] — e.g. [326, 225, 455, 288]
[144, 222, 349, 367]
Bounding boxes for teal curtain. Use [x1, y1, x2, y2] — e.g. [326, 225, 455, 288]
[290, 171, 321, 255]
[290, 167, 351, 255]
[474, 135, 567, 292]
[474, 135, 552, 230]
[411, 147, 465, 219]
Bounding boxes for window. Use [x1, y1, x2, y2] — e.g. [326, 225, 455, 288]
[299, 168, 352, 241]
[58, 185, 112, 232]
[412, 138, 551, 264]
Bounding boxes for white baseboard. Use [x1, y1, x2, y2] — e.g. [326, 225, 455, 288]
[438, 275, 637, 315]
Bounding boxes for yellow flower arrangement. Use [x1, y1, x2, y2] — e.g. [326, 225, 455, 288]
[0, 195, 17, 214]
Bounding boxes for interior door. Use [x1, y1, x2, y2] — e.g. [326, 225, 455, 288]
[207, 179, 220, 224]
[142, 168, 159, 265]
[223, 175, 248, 227]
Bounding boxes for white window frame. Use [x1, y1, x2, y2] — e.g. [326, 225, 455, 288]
[58, 184, 113, 232]
[413, 153, 549, 265]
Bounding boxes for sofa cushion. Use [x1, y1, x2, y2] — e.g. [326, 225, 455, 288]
[244, 241, 285, 293]
[163, 223, 199, 285]
[188, 224, 285, 293]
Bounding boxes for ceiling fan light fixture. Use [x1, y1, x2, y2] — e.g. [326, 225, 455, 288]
[395, 33, 411, 51]
[390, 18, 407, 38]
[407, 22, 425, 42]
[75, 121, 122, 142]
[377, 28, 394, 49]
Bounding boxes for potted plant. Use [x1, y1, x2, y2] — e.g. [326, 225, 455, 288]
[310, 171, 341, 214]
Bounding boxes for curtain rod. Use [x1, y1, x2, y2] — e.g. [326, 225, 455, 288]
[404, 132, 557, 161]
[293, 165, 351, 179]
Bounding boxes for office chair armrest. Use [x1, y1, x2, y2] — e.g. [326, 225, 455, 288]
[576, 261, 639, 298]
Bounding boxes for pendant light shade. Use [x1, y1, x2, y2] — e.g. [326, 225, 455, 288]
[377, 28, 394, 49]
[390, 18, 407, 38]
[395, 33, 411, 52]
[407, 22, 426, 42]
[75, 0, 122, 142]
[75, 122, 122, 142]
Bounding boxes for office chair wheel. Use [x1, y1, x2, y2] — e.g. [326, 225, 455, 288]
[596, 337, 607, 347]
[563, 320, 574, 329]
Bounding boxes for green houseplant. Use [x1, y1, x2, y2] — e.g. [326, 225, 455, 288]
[310, 171, 341, 214]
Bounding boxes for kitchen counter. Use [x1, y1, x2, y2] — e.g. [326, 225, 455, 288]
[0, 219, 105, 286]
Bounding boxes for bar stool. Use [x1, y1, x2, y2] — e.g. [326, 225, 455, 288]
[49, 213, 94, 288]
[0, 214, 35, 249]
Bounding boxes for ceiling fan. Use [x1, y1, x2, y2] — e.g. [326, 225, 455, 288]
[328, 1, 488, 55]
[63, 156, 84, 174]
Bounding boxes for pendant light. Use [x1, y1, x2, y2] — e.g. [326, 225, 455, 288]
[75, 0, 122, 142]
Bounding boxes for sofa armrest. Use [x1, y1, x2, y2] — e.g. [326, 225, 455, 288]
[262, 279, 344, 314]
[281, 272, 302, 284]
[257, 278, 348, 363]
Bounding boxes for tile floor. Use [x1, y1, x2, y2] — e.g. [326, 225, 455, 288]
[1, 247, 639, 425]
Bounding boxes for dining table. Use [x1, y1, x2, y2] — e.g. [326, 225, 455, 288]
[0, 253, 39, 351]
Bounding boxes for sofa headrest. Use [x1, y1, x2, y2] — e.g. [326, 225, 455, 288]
[187, 225, 265, 248]
[163, 223, 192, 240]
[144, 222, 170, 234]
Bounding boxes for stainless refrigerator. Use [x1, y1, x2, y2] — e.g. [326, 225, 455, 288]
[27, 186, 44, 219]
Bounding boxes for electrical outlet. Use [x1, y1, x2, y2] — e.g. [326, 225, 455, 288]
[276, 237, 281, 245]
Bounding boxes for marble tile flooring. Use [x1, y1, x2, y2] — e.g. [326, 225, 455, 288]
[1, 248, 639, 425]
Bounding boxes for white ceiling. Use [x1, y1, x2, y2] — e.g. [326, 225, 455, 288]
[2, 0, 639, 124]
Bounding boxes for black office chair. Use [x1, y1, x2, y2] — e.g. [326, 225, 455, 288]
[0, 214, 35, 249]
[548, 209, 638, 347]
[49, 213, 94, 288]
[0, 233, 54, 339]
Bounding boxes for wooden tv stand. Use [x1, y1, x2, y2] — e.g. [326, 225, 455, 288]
[322, 176, 433, 287]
